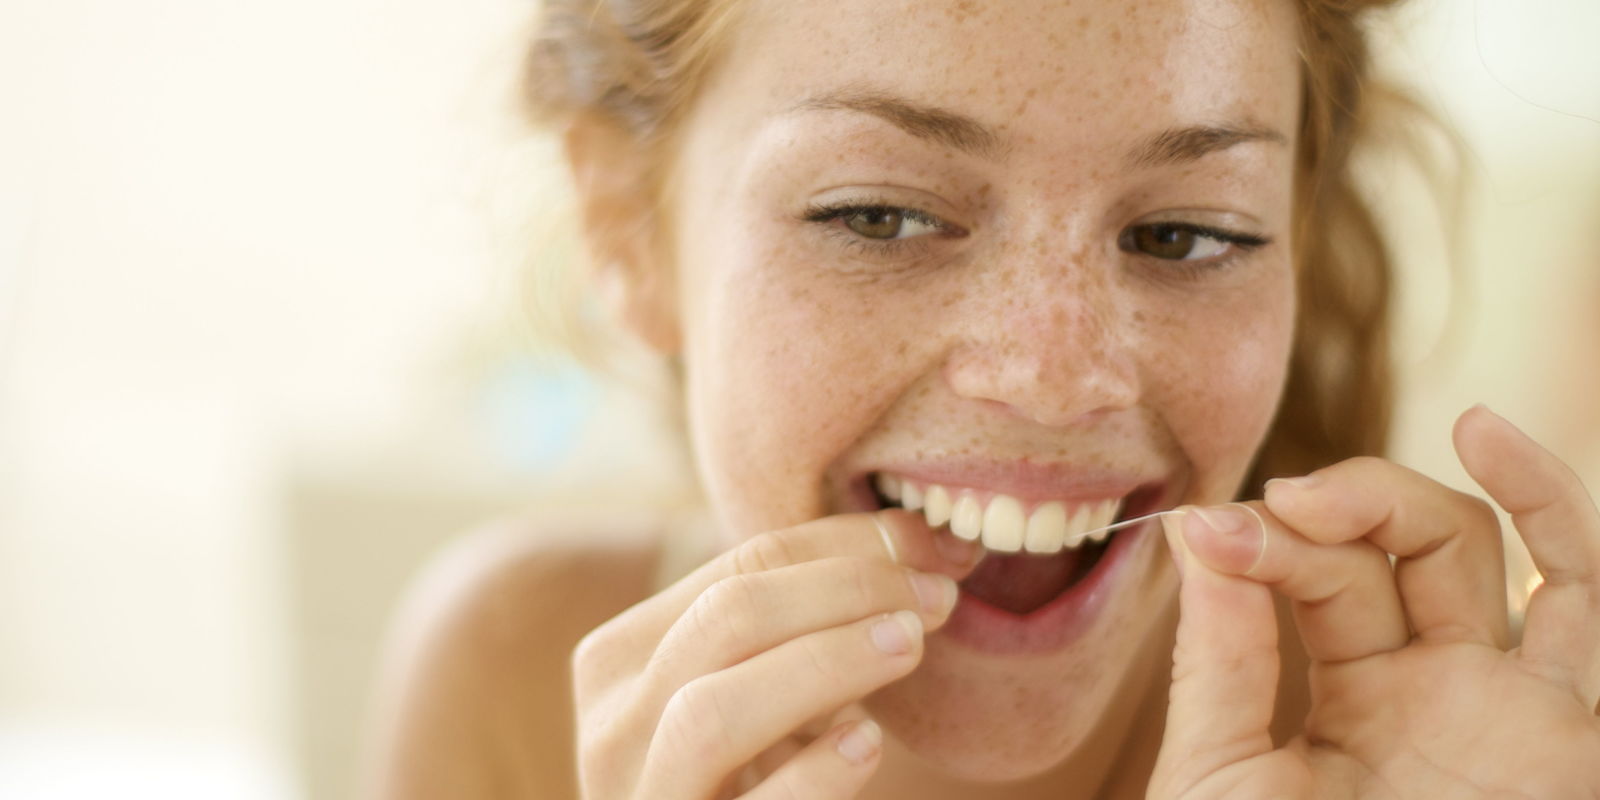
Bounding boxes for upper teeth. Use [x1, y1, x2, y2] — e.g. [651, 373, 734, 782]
[873, 473, 1123, 555]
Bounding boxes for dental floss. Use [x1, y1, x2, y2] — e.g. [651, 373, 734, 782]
[1073, 508, 1184, 541]
[1090, 506, 1266, 573]
[1224, 502, 1268, 577]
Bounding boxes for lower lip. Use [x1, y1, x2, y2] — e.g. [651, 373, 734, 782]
[938, 517, 1155, 655]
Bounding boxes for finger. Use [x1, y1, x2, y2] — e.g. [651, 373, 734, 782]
[742, 719, 882, 800]
[1179, 502, 1409, 663]
[647, 556, 957, 693]
[1453, 405, 1600, 707]
[612, 510, 982, 644]
[640, 611, 923, 800]
[1147, 508, 1279, 795]
[1262, 455, 1511, 649]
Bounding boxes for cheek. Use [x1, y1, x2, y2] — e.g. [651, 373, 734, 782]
[683, 238, 922, 534]
[1144, 271, 1296, 496]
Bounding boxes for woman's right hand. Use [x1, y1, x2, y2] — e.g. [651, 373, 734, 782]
[571, 510, 985, 799]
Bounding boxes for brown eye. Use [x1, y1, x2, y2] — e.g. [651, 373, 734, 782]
[802, 202, 953, 247]
[845, 208, 905, 239]
[1133, 224, 1197, 259]
[1123, 223, 1237, 261]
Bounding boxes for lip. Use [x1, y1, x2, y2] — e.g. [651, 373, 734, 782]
[845, 475, 1178, 656]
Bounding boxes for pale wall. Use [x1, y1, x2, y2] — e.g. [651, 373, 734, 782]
[0, 1, 1594, 797]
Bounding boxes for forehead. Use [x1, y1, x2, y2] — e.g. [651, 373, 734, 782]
[695, 0, 1301, 158]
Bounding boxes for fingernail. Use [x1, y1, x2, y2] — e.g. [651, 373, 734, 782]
[837, 719, 882, 765]
[871, 610, 920, 655]
[910, 571, 958, 616]
[1160, 510, 1188, 579]
[1266, 475, 1319, 493]
[1187, 505, 1251, 537]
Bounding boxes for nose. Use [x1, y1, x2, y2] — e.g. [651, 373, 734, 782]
[941, 259, 1142, 427]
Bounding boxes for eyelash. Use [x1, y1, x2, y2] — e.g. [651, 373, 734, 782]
[1118, 222, 1273, 279]
[801, 200, 960, 260]
[801, 201, 1272, 274]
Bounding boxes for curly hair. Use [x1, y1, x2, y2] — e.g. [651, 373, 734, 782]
[518, 0, 1438, 494]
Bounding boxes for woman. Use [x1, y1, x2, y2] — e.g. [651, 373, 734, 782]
[364, 0, 1600, 796]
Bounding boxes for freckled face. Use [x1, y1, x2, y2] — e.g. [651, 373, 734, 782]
[662, 0, 1301, 783]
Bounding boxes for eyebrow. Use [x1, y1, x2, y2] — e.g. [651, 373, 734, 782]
[787, 87, 1287, 169]
[788, 88, 1007, 161]
[1126, 122, 1288, 168]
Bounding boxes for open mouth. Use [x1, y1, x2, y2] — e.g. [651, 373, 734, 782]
[869, 472, 1164, 615]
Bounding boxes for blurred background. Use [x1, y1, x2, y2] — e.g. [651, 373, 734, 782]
[0, 0, 1594, 797]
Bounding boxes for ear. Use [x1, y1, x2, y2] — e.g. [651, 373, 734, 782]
[562, 114, 681, 355]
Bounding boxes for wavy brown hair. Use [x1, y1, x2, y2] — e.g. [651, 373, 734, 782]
[519, 0, 1435, 494]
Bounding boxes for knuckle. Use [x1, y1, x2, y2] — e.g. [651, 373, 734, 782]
[696, 576, 758, 647]
[735, 531, 799, 575]
[576, 690, 659, 796]
[660, 677, 732, 762]
[798, 634, 844, 685]
[1345, 539, 1393, 577]
[1344, 455, 1390, 475]
[846, 558, 891, 608]
[1456, 493, 1499, 527]
[572, 626, 608, 670]
[646, 623, 690, 678]
[1555, 458, 1590, 500]
[570, 624, 619, 700]
[768, 768, 815, 800]
[1348, 536, 1389, 560]
[576, 715, 630, 767]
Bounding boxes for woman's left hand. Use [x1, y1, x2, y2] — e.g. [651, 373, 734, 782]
[1147, 405, 1600, 799]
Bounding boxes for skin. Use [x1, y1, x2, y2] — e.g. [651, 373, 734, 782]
[664, 0, 1299, 785]
[363, 0, 1600, 796]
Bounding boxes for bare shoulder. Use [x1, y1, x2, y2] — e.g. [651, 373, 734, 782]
[361, 511, 666, 800]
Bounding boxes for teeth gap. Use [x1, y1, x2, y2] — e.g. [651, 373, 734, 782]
[872, 485, 894, 510]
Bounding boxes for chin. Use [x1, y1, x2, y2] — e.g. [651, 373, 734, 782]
[861, 652, 1138, 783]
[860, 551, 1176, 784]
[868, 698, 1090, 782]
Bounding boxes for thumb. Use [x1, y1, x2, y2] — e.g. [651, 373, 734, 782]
[1149, 506, 1281, 796]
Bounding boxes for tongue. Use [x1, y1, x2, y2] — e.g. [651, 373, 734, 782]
[960, 547, 1089, 615]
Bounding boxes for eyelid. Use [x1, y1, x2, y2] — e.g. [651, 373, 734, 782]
[802, 197, 969, 254]
[802, 198, 962, 231]
[799, 198, 967, 267]
[1133, 221, 1269, 249]
[1117, 221, 1273, 279]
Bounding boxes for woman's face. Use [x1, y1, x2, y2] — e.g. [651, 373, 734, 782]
[657, 0, 1301, 782]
